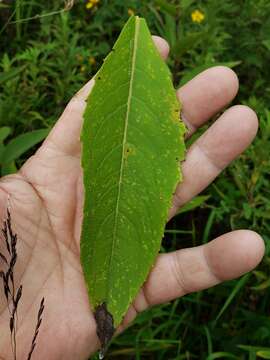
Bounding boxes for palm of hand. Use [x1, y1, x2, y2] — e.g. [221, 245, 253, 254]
[0, 38, 264, 360]
[0, 138, 96, 359]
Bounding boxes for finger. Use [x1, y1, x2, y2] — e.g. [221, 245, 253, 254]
[169, 105, 258, 218]
[41, 36, 170, 157]
[152, 35, 170, 60]
[41, 78, 94, 158]
[178, 66, 239, 136]
[122, 230, 264, 327]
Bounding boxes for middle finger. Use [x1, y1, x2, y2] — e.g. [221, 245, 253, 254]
[178, 66, 239, 137]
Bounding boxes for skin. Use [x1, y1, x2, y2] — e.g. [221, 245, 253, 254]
[0, 36, 265, 359]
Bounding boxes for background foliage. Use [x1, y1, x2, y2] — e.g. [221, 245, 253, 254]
[1, 0, 270, 358]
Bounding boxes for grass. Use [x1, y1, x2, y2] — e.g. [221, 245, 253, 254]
[0, 210, 45, 359]
[1, 0, 270, 358]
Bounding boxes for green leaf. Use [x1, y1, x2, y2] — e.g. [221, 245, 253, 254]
[80, 16, 185, 353]
[251, 277, 270, 291]
[0, 66, 26, 85]
[1, 129, 49, 164]
[238, 345, 270, 354]
[252, 270, 267, 281]
[262, 40, 270, 51]
[206, 352, 238, 360]
[0, 126, 11, 143]
[172, 32, 204, 58]
[1, 161, 17, 176]
[177, 195, 210, 215]
[0, 144, 5, 164]
[257, 351, 270, 359]
[155, 0, 179, 16]
[180, 0, 196, 8]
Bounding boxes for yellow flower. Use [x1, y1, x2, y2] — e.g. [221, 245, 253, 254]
[86, 0, 100, 10]
[191, 9, 205, 23]
[86, 2, 93, 9]
[89, 56, 96, 65]
[80, 65, 86, 73]
[128, 8, 135, 16]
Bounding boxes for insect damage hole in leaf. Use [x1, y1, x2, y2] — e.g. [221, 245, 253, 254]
[80, 15, 186, 355]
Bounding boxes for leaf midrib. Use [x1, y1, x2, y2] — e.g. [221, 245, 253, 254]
[106, 17, 140, 299]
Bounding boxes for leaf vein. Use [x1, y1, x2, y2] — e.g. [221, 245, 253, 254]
[107, 17, 140, 298]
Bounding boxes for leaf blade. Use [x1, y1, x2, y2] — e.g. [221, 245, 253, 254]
[80, 15, 185, 349]
[1, 129, 49, 164]
[0, 127, 11, 143]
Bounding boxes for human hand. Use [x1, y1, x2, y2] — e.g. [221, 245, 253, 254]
[0, 36, 264, 359]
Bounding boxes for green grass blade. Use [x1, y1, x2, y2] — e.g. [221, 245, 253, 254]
[215, 274, 250, 322]
[0, 66, 26, 85]
[206, 352, 239, 360]
[177, 195, 210, 215]
[204, 325, 213, 355]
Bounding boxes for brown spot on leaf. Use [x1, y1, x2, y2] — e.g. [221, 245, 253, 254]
[94, 303, 115, 357]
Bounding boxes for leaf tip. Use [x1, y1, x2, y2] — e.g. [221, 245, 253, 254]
[94, 303, 115, 357]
